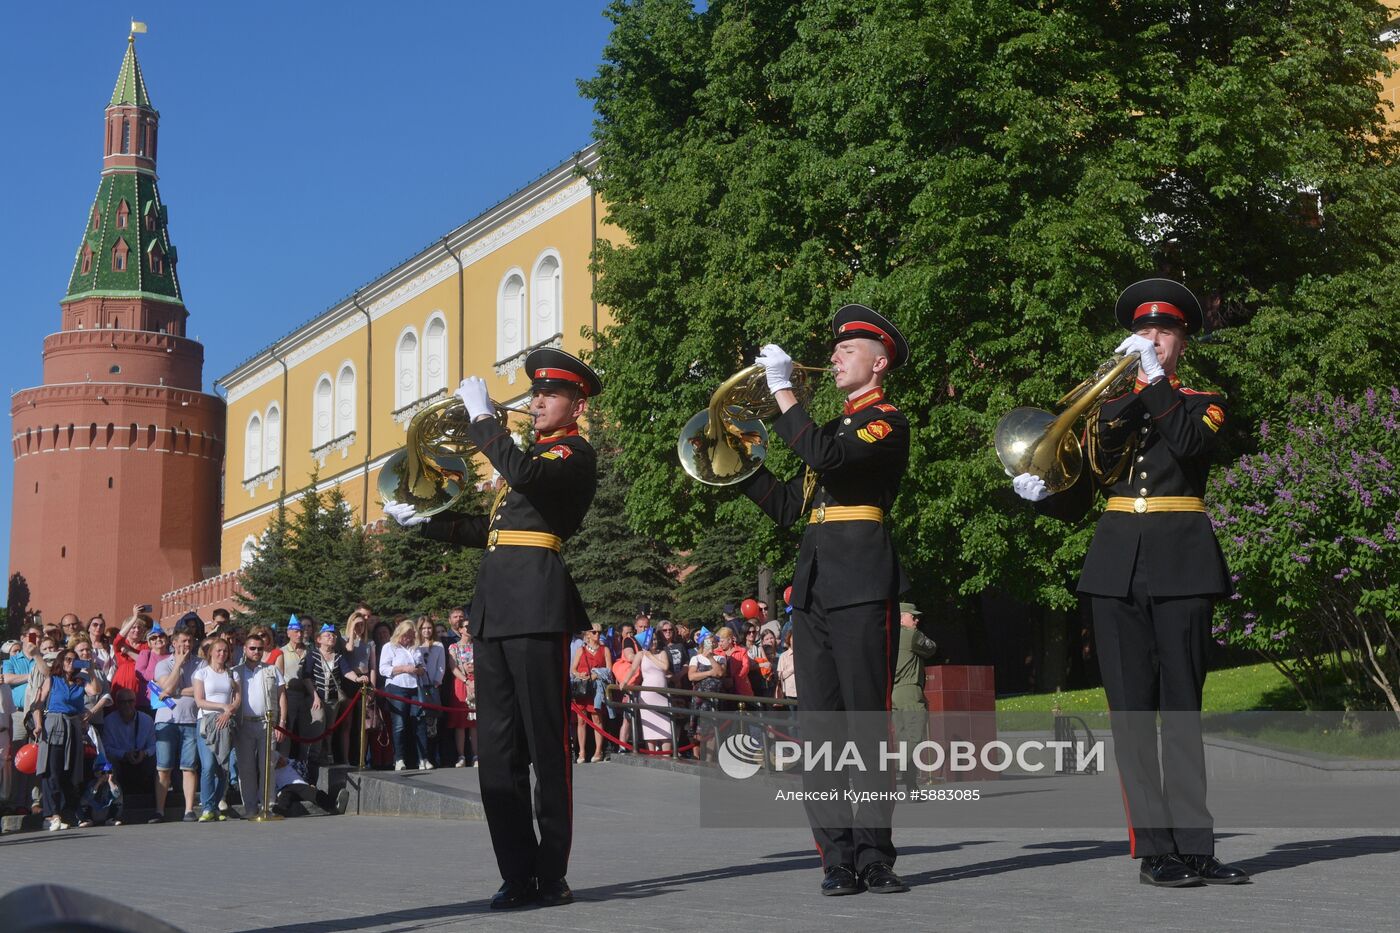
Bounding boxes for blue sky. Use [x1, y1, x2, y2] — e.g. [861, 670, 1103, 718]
[0, 2, 618, 591]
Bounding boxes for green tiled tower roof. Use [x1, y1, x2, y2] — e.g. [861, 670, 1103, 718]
[65, 172, 182, 303]
[66, 39, 181, 306]
[109, 37, 152, 108]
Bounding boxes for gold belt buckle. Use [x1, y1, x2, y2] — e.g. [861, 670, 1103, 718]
[813, 506, 825, 524]
[1133, 497, 1148, 514]
[487, 529, 499, 549]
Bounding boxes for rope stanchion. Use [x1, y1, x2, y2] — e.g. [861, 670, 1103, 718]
[274, 690, 362, 744]
[571, 701, 699, 755]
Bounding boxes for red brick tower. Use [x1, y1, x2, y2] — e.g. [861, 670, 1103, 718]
[9, 35, 224, 625]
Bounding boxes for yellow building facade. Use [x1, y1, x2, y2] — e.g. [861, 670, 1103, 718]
[217, 146, 617, 573]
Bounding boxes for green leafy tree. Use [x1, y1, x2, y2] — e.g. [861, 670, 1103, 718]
[580, 0, 1400, 648]
[568, 420, 679, 626]
[1210, 389, 1400, 717]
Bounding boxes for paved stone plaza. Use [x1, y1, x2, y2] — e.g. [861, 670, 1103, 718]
[2, 760, 1398, 932]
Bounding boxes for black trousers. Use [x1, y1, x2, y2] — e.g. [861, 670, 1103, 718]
[792, 590, 898, 872]
[1091, 578, 1214, 858]
[473, 632, 573, 884]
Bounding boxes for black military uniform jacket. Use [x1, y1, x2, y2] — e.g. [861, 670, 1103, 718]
[739, 388, 910, 610]
[1038, 375, 1231, 598]
[423, 418, 597, 638]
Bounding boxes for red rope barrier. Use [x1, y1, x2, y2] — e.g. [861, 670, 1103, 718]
[570, 702, 699, 755]
[372, 686, 460, 713]
[274, 690, 362, 744]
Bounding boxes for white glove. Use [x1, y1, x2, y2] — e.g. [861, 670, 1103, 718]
[1115, 334, 1164, 383]
[455, 377, 493, 422]
[1012, 472, 1050, 503]
[756, 343, 794, 394]
[383, 499, 428, 528]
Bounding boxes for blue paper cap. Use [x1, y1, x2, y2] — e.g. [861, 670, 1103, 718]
[319, 623, 337, 634]
[286, 614, 302, 631]
[636, 627, 654, 650]
[148, 624, 165, 636]
[695, 626, 713, 645]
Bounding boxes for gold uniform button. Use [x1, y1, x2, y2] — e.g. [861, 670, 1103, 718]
[843, 417, 852, 425]
[1133, 497, 1147, 513]
[1139, 488, 1148, 496]
[1139, 471, 1147, 479]
[1140, 426, 1149, 434]
[1136, 455, 1144, 462]
[1142, 413, 1150, 420]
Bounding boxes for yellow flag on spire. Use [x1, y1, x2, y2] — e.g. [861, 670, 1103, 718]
[130, 20, 148, 35]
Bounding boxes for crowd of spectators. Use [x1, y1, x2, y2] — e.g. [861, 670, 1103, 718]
[1, 593, 798, 829]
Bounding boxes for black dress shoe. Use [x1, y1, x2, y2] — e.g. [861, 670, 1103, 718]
[490, 879, 538, 910]
[1138, 854, 1204, 887]
[1181, 854, 1251, 884]
[820, 864, 863, 896]
[860, 862, 909, 894]
[536, 878, 574, 907]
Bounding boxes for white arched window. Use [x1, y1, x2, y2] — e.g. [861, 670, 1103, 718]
[240, 535, 258, 568]
[244, 413, 262, 479]
[313, 375, 333, 447]
[263, 404, 281, 474]
[423, 315, 447, 395]
[336, 363, 356, 437]
[396, 328, 420, 408]
[497, 271, 526, 361]
[531, 252, 562, 344]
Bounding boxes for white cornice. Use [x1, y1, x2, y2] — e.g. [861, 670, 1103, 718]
[222, 147, 597, 400]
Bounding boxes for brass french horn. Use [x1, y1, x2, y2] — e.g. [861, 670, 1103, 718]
[378, 396, 532, 518]
[677, 362, 829, 486]
[993, 352, 1141, 493]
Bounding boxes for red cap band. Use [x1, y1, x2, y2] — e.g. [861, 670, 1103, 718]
[1132, 301, 1185, 324]
[533, 367, 589, 394]
[836, 321, 896, 357]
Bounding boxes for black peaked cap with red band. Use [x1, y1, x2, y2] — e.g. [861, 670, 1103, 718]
[830, 304, 910, 369]
[525, 347, 603, 398]
[1114, 278, 1203, 336]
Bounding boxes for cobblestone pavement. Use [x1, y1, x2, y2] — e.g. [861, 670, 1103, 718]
[2, 762, 1397, 932]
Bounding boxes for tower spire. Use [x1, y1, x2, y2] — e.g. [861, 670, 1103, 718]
[64, 33, 183, 330]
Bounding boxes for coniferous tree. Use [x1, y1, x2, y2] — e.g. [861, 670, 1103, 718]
[568, 421, 678, 626]
[7, 573, 30, 636]
[236, 472, 373, 629]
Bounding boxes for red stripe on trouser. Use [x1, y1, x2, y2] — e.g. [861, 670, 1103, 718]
[1119, 777, 1138, 857]
[1105, 694, 1136, 858]
[562, 634, 573, 868]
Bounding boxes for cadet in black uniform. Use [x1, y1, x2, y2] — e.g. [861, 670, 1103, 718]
[1012, 279, 1249, 887]
[739, 305, 911, 896]
[385, 348, 601, 909]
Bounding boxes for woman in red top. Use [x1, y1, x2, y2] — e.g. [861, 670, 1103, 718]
[110, 607, 151, 704]
[570, 627, 611, 764]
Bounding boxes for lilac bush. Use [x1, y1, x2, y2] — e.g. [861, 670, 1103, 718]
[1210, 389, 1400, 717]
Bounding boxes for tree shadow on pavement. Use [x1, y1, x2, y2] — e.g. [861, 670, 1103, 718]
[1234, 834, 1400, 876]
[577, 842, 994, 901]
[244, 901, 492, 933]
[900, 838, 1128, 885]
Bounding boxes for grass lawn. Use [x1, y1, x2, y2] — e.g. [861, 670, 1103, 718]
[995, 659, 1298, 714]
[995, 660, 1400, 760]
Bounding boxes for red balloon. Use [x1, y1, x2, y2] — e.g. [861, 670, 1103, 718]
[14, 742, 38, 775]
[783, 586, 793, 606]
[740, 598, 761, 620]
